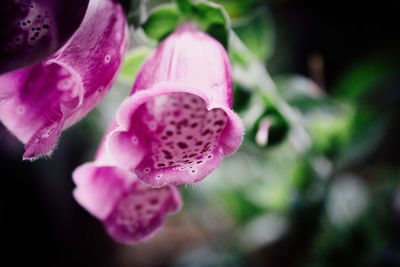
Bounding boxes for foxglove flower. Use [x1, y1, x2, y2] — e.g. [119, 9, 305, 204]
[0, 0, 90, 74]
[0, 0, 129, 159]
[73, 123, 181, 243]
[107, 23, 244, 187]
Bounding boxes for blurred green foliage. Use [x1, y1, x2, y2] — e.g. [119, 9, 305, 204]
[142, 6, 181, 40]
[120, 46, 153, 83]
[108, 0, 400, 266]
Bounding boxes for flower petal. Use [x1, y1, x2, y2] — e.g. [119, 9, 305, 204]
[73, 162, 181, 243]
[0, 0, 129, 159]
[73, 163, 136, 221]
[104, 178, 181, 243]
[0, 0, 89, 74]
[73, 118, 182, 244]
[107, 24, 244, 186]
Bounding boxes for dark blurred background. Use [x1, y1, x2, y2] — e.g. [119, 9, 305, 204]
[1, 0, 400, 266]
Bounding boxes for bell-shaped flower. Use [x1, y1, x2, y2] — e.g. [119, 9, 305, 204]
[0, 0, 129, 159]
[107, 23, 244, 187]
[73, 122, 182, 243]
[0, 0, 90, 74]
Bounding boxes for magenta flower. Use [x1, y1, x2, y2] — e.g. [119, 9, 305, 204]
[73, 124, 181, 243]
[106, 23, 244, 187]
[0, 0, 129, 159]
[0, 0, 90, 74]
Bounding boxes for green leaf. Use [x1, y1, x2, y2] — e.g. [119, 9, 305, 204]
[233, 7, 275, 61]
[190, 1, 230, 48]
[217, 190, 264, 224]
[175, 0, 191, 13]
[191, 1, 227, 25]
[139, 1, 230, 47]
[336, 109, 391, 165]
[214, 0, 268, 20]
[120, 46, 153, 83]
[332, 54, 398, 101]
[142, 5, 181, 41]
[213, 0, 254, 19]
[308, 107, 352, 154]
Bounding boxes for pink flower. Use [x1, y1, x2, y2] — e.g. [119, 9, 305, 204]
[0, 0, 129, 159]
[73, 122, 181, 243]
[107, 23, 244, 187]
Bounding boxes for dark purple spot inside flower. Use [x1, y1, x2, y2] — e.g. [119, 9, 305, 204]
[133, 93, 228, 175]
[179, 119, 188, 127]
[42, 24, 50, 29]
[202, 129, 210, 136]
[150, 198, 159, 205]
[178, 142, 188, 149]
[214, 120, 225, 126]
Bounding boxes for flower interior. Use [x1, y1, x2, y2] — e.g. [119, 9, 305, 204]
[105, 181, 175, 242]
[4, 1, 52, 53]
[132, 92, 228, 184]
[3, 62, 78, 146]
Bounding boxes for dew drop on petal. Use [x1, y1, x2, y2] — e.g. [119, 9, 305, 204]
[104, 54, 111, 64]
[189, 168, 198, 175]
[17, 106, 25, 114]
[131, 136, 138, 145]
